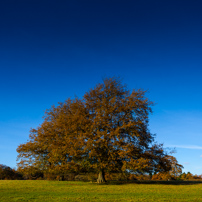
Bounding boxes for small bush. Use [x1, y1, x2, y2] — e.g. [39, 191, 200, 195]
[0, 164, 23, 180]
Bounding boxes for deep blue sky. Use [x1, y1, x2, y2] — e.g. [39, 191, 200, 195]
[1, 0, 202, 174]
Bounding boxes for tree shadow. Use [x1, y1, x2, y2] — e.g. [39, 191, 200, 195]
[99, 180, 202, 185]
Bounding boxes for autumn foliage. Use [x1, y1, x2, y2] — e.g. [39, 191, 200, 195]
[0, 164, 22, 180]
[17, 78, 176, 182]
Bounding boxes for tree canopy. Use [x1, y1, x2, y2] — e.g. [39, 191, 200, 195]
[17, 78, 174, 182]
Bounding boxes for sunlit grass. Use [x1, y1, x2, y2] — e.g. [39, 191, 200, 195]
[0, 180, 202, 201]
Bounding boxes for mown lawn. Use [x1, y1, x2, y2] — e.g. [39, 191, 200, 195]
[0, 180, 202, 201]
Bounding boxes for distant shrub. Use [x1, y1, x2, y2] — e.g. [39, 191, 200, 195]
[128, 174, 150, 181]
[75, 174, 89, 181]
[17, 166, 44, 180]
[0, 164, 23, 180]
[177, 172, 202, 181]
[152, 172, 175, 181]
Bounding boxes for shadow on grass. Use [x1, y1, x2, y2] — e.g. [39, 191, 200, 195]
[96, 180, 202, 185]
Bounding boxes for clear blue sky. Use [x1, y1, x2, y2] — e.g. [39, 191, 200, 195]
[0, 0, 202, 174]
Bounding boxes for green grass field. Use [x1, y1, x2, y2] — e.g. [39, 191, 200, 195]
[0, 180, 202, 201]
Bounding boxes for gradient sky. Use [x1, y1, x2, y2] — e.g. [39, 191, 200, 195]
[0, 0, 202, 174]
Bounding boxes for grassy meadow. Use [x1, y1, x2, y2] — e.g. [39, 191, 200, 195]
[0, 180, 202, 201]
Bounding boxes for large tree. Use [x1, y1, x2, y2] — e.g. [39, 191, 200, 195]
[17, 78, 172, 182]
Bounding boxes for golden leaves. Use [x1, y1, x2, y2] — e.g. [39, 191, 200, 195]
[16, 77, 170, 177]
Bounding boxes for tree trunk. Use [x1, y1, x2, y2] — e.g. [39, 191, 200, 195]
[97, 170, 106, 183]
